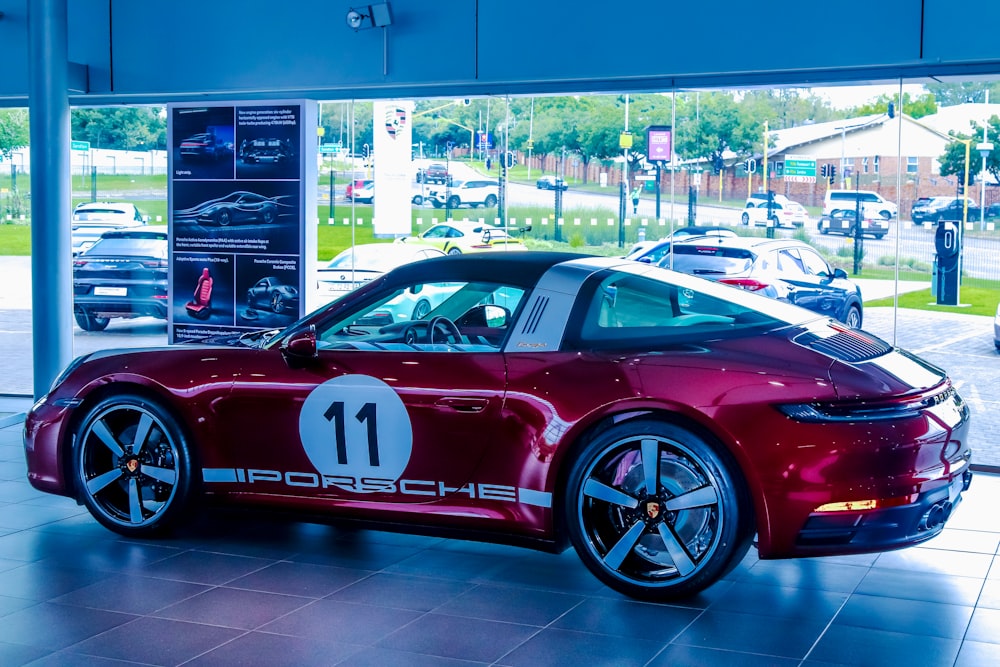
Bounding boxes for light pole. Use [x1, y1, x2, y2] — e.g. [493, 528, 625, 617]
[977, 124, 992, 231]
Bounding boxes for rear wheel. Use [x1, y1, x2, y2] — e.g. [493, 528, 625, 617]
[74, 307, 110, 332]
[565, 419, 752, 600]
[448, 196, 461, 209]
[447, 247, 462, 256]
[271, 293, 285, 313]
[74, 394, 196, 537]
[741, 212, 750, 225]
[485, 194, 498, 207]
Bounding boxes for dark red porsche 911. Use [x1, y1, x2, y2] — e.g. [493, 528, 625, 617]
[23, 252, 972, 599]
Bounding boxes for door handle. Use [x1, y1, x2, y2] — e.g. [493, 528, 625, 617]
[436, 397, 489, 413]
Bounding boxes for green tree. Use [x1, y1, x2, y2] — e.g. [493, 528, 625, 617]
[925, 82, 1000, 107]
[852, 93, 937, 119]
[0, 108, 30, 160]
[938, 117, 1000, 188]
[71, 107, 166, 150]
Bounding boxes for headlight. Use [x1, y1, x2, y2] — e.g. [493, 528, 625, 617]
[49, 354, 91, 394]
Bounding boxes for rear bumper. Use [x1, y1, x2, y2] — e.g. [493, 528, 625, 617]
[794, 468, 973, 553]
[74, 296, 168, 319]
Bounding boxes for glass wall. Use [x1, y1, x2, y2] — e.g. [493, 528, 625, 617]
[3, 79, 998, 466]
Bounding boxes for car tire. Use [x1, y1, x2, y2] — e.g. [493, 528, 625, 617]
[448, 196, 461, 210]
[412, 195, 423, 205]
[819, 222, 829, 235]
[485, 195, 498, 208]
[447, 248, 462, 256]
[261, 208, 276, 224]
[216, 209, 232, 226]
[74, 307, 111, 332]
[844, 305, 862, 329]
[874, 233, 885, 240]
[565, 418, 752, 600]
[741, 212, 750, 225]
[431, 200, 442, 209]
[879, 210, 892, 219]
[271, 293, 285, 314]
[73, 393, 196, 537]
[411, 299, 431, 320]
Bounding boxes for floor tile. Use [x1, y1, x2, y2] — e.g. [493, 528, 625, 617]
[871, 547, 994, 579]
[0, 641, 52, 667]
[965, 607, 1000, 645]
[807, 624, 961, 666]
[647, 643, 800, 667]
[707, 581, 848, 621]
[955, 640, 1000, 667]
[436, 584, 583, 626]
[916, 528, 1000, 555]
[340, 646, 489, 666]
[498, 627, 663, 667]
[854, 568, 985, 606]
[329, 573, 473, 611]
[736, 559, 868, 593]
[137, 549, 275, 585]
[0, 602, 135, 650]
[833, 594, 973, 639]
[225, 560, 372, 598]
[259, 599, 422, 644]
[0, 562, 112, 602]
[52, 574, 208, 615]
[66, 616, 243, 665]
[186, 631, 364, 667]
[153, 586, 312, 629]
[673, 609, 828, 659]
[379, 613, 538, 663]
[551, 597, 698, 641]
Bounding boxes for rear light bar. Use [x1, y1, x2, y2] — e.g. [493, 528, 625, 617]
[719, 278, 768, 291]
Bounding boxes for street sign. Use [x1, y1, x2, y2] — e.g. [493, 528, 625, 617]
[634, 174, 656, 181]
[71, 140, 90, 151]
[646, 125, 672, 162]
[319, 145, 340, 154]
[783, 154, 816, 182]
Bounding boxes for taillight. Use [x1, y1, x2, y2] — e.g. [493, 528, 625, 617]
[140, 259, 168, 269]
[73, 259, 87, 267]
[719, 278, 768, 291]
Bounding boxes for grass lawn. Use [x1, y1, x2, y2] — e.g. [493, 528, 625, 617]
[866, 284, 1000, 318]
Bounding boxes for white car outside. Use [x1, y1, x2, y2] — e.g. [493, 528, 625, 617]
[72, 202, 148, 255]
[741, 198, 809, 228]
[316, 243, 446, 306]
[427, 179, 499, 209]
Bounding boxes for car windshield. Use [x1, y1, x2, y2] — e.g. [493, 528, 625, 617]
[663, 246, 755, 275]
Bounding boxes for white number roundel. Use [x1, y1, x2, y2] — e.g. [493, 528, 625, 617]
[298, 375, 413, 492]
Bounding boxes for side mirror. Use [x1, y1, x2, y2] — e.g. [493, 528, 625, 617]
[832, 268, 848, 280]
[483, 304, 509, 327]
[281, 325, 317, 363]
[482, 229, 492, 243]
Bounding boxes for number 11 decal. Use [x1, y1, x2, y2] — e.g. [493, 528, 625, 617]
[323, 400, 380, 466]
[299, 375, 413, 492]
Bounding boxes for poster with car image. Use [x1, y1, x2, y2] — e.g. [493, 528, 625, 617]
[168, 101, 317, 344]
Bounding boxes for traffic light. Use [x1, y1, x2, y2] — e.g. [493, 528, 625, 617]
[501, 151, 516, 168]
[820, 164, 829, 178]
[744, 158, 756, 173]
[829, 165, 837, 185]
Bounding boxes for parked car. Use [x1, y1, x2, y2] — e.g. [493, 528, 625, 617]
[536, 175, 568, 190]
[817, 209, 889, 239]
[659, 235, 864, 327]
[416, 162, 450, 184]
[71, 202, 149, 256]
[352, 182, 375, 204]
[240, 138, 293, 163]
[823, 189, 898, 219]
[72, 229, 169, 331]
[174, 191, 292, 226]
[316, 243, 446, 306]
[427, 179, 499, 209]
[910, 196, 934, 217]
[741, 198, 808, 228]
[25, 252, 972, 601]
[625, 227, 737, 265]
[398, 220, 523, 255]
[910, 197, 980, 225]
[179, 133, 232, 161]
[345, 179, 374, 201]
[247, 276, 300, 315]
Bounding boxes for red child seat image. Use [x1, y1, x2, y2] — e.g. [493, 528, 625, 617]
[185, 268, 213, 319]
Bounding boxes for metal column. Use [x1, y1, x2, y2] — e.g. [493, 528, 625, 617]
[28, 0, 73, 399]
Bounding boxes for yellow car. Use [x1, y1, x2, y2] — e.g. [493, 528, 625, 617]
[398, 220, 525, 255]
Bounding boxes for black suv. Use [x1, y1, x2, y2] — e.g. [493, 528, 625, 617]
[73, 229, 169, 331]
[659, 236, 863, 328]
[417, 163, 450, 184]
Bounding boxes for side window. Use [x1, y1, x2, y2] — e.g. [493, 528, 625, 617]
[315, 281, 524, 352]
[424, 226, 448, 238]
[776, 249, 807, 276]
[799, 248, 832, 276]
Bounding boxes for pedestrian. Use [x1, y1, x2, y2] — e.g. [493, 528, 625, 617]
[486, 156, 492, 171]
[631, 186, 640, 215]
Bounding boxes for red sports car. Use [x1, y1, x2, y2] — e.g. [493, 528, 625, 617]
[23, 252, 972, 599]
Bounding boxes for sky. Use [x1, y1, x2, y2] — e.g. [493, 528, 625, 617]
[809, 84, 927, 110]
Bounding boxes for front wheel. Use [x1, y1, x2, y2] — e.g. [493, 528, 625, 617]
[565, 419, 752, 600]
[447, 196, 461, 210]
[447, 247, 462, 256]
[216, 209, 232, 226]
[741, 212, 750, 225]
[484, 194, 498, 207]
[844, 305, 862, 329]
[74, 394, 196, 537]
[271, 293, 285, 313]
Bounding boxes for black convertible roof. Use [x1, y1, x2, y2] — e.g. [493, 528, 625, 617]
[386, 250, 591, 288]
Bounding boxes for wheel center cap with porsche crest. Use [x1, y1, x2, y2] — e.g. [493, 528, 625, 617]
[645, 501, 661, 521]
[124, 458, 140, 473]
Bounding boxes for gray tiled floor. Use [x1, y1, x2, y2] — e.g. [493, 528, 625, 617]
[1, 400, 999, 666]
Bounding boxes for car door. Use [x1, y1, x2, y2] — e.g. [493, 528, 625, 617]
[215, 280, 514, 506]
[781, 247, 848, 319]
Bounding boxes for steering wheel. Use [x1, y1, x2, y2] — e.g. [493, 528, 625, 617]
[428, 316, 462, 344]
[403, 324, 421, 345]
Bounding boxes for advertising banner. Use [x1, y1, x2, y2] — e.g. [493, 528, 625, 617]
[168, 101, 317, 343]
[372, 100, 415, 237]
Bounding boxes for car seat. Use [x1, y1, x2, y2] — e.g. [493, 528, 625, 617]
[185, 268, 213, 319]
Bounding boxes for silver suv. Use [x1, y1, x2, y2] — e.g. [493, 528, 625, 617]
[428, 179, 499, 209]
